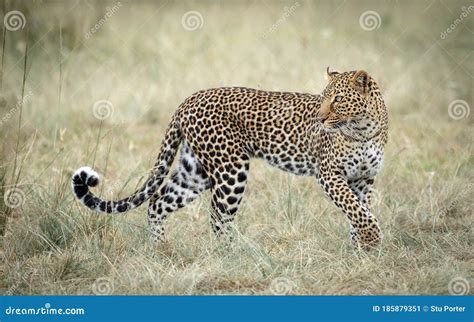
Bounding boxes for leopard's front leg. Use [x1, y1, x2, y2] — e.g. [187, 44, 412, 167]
[317, 171, 382, 249]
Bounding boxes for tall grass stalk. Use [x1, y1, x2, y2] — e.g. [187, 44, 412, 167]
[0, 0, 6, 92]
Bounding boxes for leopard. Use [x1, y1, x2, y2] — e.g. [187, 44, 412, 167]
[72, 68, 388, 249]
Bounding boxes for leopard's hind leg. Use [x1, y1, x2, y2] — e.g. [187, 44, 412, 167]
[147, 142, 210, 242]
[208, 158, 250, 241]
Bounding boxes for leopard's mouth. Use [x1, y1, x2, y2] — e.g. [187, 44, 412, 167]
[323, 118, 348, 129]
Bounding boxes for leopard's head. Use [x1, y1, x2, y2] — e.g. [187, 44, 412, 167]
[316, 67, 387, 140]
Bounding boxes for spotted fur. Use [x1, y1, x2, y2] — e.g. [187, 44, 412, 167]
[72, 68, 388, 249]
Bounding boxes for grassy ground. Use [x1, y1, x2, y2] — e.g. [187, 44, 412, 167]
[0, 0, 472, 295]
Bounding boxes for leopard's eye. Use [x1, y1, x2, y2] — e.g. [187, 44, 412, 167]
[334, 95, 343, 102]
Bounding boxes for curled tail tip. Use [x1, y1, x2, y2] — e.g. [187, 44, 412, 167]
[73, 166, 100, 187]
[72, 166, 101, 201]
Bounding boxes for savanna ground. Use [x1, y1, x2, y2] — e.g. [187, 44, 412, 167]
[0, 0, 472, 295]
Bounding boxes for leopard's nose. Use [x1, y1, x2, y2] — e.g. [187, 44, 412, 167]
[315, 111, 328, 123]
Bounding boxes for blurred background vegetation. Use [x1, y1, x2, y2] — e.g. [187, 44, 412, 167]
[0, 0, 472, 295]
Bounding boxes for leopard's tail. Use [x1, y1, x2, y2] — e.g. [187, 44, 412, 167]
[71, 115, 182, 213]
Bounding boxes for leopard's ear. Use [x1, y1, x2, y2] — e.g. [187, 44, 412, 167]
[325, 66, 338, 82]
[352, 70, 369, 95]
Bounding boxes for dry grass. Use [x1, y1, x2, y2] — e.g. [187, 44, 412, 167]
[0, 0, 472, 295]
